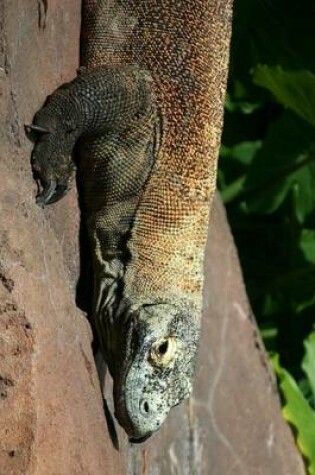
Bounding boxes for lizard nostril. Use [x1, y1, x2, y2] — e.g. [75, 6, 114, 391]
[140, 399, 150, 415]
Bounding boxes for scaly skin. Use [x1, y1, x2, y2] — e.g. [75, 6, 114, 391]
[28, 0, 232, 441]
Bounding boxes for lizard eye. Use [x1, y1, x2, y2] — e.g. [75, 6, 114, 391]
[149, 337, 178, 368]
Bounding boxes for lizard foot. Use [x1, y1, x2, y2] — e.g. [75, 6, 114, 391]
[26, 109, 77, 207]
[31, 143, 75, 207]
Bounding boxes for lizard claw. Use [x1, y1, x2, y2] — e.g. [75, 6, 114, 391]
[36, 180, 71, 207]
[36, 180, 69, 207]
[45, 184, 69, 205]
[36, 179, 57, 207]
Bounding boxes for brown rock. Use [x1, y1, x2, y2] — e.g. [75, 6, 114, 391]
[0, 2, 123, 474]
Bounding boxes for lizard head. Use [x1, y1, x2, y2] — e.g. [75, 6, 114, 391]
[110, 301, 199, 442]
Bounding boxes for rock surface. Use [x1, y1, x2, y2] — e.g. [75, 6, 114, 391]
[0, 1, 305, 474]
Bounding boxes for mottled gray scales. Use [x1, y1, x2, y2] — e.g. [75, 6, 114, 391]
[28, 0, 231, 441]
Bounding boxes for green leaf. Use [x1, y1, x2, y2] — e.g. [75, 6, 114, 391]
[300, 230, 315, 266]
[220, 141, 262, 166]
[302, 332, 315, 405]
[272, 354, 315, 475]
[221, 176, 246, 204]
[253, 66, 315, 127]
[243, 112, 315, 217]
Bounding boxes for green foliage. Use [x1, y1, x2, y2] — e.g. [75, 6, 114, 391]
[302, 332, 315, 407]
[219, 0, 315, 469]
[272, 352, 315, 474]
[253, 66, 315, 127]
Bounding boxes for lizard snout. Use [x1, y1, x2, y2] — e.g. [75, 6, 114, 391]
[114, 365, 169, 441]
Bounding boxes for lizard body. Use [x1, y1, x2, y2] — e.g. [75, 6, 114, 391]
[28, 0, 232, 441]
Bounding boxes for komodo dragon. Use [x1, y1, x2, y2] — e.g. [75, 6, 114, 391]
[27, 1, 231, 442]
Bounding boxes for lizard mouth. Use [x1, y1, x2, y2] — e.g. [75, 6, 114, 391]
[128, 432, 153, 444]
[114, 406, 155, 442]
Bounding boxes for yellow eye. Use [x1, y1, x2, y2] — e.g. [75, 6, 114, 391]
[149, 337, 178, 368]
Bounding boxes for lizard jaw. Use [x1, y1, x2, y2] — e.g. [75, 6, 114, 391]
[128, 432, 153, 444]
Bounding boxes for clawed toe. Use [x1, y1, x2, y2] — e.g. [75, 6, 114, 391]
[36, 180, 70, 207]
[45, 184, 68, 205]
[36, 179, 57, 207]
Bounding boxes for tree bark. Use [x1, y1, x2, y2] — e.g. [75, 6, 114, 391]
[0, 1, 305, 474]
